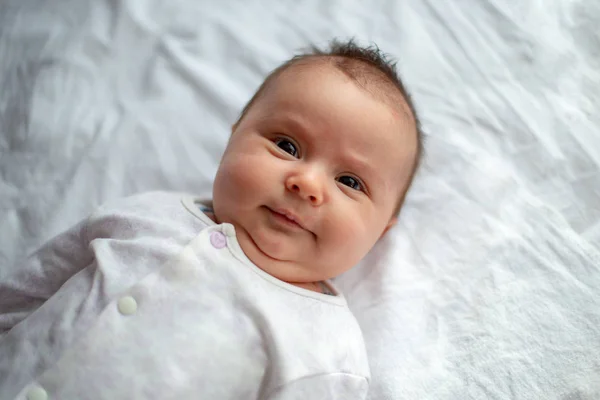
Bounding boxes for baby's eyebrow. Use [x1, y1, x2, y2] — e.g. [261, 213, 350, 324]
[343, 153, 369, 173]
[342, 153, 382, 185]
[276, 114, 310, 138]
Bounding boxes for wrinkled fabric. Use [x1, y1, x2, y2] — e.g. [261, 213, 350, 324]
[0, 192, 369, 400]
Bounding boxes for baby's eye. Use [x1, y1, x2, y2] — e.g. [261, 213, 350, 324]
[274, 138, 299, 158]
[338, 176, 363, 191]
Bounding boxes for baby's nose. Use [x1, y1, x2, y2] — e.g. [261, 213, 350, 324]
[286, 172, 324, 205]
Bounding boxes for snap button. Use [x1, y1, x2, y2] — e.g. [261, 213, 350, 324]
[117, 296, 138, 315]
[210, 231, 227, 249]
[27, 386, 48, 400]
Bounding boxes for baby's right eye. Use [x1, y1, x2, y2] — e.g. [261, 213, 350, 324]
[274, 138, 299, 158]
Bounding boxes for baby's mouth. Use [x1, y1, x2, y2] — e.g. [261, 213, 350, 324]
[264, 206, 306, 231]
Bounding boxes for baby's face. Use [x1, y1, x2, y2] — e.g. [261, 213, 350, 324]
[212, 64, 417, 284]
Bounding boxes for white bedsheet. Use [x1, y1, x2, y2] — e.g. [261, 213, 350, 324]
[1, 0, 599, 399]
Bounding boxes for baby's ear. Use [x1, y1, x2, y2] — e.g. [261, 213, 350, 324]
[380, 217, 398, 239]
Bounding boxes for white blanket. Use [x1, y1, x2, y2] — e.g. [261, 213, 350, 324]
[1, 0, 599, 398]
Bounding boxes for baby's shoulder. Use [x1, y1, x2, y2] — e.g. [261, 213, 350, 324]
[94, 191, 189, 212]
[86, 191, 207, 240]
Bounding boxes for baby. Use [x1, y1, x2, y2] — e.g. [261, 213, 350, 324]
[0, 39, 422, 399]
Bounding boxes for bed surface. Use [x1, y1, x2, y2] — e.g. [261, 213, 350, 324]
[1, 1, 599, 398]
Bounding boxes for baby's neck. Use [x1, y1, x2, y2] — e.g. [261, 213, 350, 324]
[293, 281, 326, 294]
[204, 210, 217, 223]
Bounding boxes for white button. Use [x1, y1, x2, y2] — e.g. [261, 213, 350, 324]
[27, 386, 48, 400]
[117, 296, 138, 315]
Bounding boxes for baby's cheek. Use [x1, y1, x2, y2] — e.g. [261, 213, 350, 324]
[339, 218, 376, 254]
[319, 221, 370, 275]
[233, 157, 274, 198]
[327, 218, 360, 248]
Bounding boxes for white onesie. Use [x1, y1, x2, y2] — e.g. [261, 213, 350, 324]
[0, 191, 370, 399]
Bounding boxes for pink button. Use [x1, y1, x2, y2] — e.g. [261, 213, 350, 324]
[210, 231, 227, 249]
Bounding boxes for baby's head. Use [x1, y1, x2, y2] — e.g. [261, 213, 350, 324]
[212, 39, 423, 285]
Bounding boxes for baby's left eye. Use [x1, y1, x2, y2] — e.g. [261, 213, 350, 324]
[274, 137, 299, 158]
[338, 176, 363, 191]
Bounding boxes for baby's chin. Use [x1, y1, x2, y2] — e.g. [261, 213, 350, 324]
[234, 228, 327, 282]
[214, 209, 353, 282]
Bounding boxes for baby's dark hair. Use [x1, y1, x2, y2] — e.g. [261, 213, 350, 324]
[235, 39, 423, 218]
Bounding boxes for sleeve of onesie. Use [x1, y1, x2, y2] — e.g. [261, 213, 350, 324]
[266, 372, 369, 400]
[0, 218, 93, 333]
